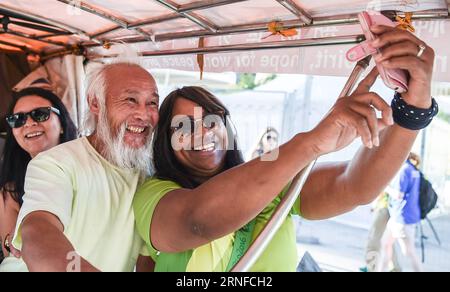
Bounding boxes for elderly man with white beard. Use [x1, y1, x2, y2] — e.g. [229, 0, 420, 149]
[4, 60, 159, 272]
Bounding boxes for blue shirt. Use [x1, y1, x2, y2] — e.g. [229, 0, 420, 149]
[388, 161, 422, 225]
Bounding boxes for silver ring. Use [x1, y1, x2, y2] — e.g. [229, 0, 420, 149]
[417, 44, 426, 58]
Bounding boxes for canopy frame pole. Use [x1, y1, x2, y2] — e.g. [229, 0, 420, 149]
[92, 0, 248, 39]
[56, 0, 153, 39]
[154, 0, 219, 32]
[35, 32, 73, 39]
[0, 3, 101, 44]
[154, 10, 449, 42]
[81, 10, 449, 46]
[276, 0, 313, 25]
[0, 38, 39, 54]
[0, 29, 69, 47]
[91, 13, 180, 39]
[83, 20, 360, 50]
[0, 8, 69, 33]
[231, 55, 372, 272]
[84, 34, 363, 60]
[178, 0, 249, 13]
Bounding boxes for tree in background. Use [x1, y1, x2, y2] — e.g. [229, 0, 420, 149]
[237, 73, 277, 90]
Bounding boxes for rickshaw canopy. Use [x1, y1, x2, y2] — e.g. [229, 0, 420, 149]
[0, 0, 449, 79]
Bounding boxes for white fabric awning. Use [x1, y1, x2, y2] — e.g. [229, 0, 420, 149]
[1, 0, 449, 80]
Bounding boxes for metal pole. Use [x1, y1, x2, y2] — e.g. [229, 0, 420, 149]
[56, 0, 153, 39]
[0, 3, 101, 44]
[80, 11, 449, 48]
[0, 39, 39, 54]
[178, 0, 249, 13]
[132, 11, 448, 43]
[276, 0, 312, 25]
[91, 0, 248, 39]
[154, 0, 219, 32]
[48, 34, 357, 61]
[91, 13, 180, 39]
[1, 29, 68, 47]
[338, 56, 372, 98]
[87, 34, 363, 59]
[426, 217, 442, 246]
[420, 129, 427, 172]
[231, 56, 372, 272]
[420, 222, 426, 263]
[91, 14, 352, 43]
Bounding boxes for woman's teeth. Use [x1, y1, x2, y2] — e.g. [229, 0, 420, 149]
[194, 143, 215, 152]
[25, 132, 44, 139]
[126, 126, 145, 134]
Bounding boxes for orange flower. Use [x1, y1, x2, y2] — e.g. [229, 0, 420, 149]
[396, 12, 415, 33]
[263, 21, 298, 39]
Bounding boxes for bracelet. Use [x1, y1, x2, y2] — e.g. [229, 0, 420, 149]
[391, 93, 439, 131]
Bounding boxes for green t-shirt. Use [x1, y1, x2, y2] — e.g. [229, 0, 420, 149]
[134, 178, 301, 272]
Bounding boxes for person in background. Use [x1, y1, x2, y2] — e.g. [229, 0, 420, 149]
[0, 87, 77, 269]
[378, 153, 423, 272]
[362, 192, 402, 272]
[251, 127, 279, 159]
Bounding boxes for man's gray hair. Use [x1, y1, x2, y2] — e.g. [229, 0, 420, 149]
[82, 45, 144, 134]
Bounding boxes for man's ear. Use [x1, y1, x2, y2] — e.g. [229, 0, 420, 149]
[89, 96, 100, 116]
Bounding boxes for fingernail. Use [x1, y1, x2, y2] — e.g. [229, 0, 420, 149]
[367, 142, 373, 149]
[374, 137, 380, 147]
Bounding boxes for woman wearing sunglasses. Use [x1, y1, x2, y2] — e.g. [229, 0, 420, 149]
[0, 87, 77, 268]
[134, 87, 316, 271]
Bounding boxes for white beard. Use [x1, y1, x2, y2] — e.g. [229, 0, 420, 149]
[96, 107, 153, 175]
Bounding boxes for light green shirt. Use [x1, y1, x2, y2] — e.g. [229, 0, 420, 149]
[134, 178, 301, 272]
[6, 137, 145, 272]
[0, 256, 27, 272]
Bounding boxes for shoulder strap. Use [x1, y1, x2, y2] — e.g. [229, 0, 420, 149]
[226, 219, 257, 272]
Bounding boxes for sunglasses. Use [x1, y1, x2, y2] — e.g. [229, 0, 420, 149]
[6, 107, 60, 129]
[171, 115, 225, 136]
